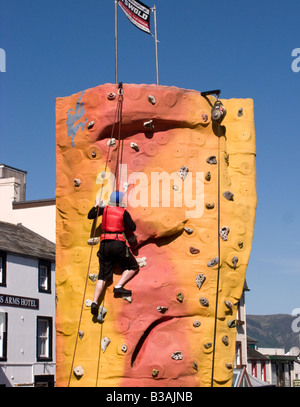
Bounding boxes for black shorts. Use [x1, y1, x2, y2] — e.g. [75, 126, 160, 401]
[97, 240, 139, 281]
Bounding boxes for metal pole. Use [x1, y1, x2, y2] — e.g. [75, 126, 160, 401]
[115, 0, 118, 84]
[153, 5, 159, 85]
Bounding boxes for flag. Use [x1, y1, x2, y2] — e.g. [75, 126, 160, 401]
[118, 0, 151, 34]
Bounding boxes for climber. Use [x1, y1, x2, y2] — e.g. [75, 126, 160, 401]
[88, 191, 139, 315]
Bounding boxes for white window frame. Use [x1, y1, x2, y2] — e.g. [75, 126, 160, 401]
[38, 260, 51, 293]
[37, 316, 52, 361]
[0, 312, 7, 360]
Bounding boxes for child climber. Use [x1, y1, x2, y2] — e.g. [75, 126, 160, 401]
[87, 191, 139, 315]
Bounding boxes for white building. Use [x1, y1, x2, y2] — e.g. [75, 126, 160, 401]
[0, 164, 55, 243]
[0, 164, 56, 387]
[0, 221, 56, 387]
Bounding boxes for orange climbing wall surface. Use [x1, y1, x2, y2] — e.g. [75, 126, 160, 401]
[55, 83, 256, 387]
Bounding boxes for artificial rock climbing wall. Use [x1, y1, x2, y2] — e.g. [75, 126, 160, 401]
[55, 83, 256, 387]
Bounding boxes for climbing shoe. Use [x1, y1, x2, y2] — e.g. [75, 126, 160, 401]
[91, 302, 98, 315]
[113, 286, 132, 296]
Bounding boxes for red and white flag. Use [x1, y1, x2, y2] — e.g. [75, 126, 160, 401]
[118, 0, 151, 34]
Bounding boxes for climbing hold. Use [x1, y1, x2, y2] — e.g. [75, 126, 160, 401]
[222, 335, 229, 346]
[202, 113, 208, 122]
[148, 95, 156, 105]
[195, 273, 206, 289]
[225, 300, 233, 309]
[121, 344, 128, 353]
[227, 320, 236, 328]
[193, 320, 201, 328]
[219, 226, 230, 241]
[88, 273, 98, 282]
[91, 150, 97, 158]
[190, 246, 200, 255]
[232, 256, 239, 269]
[73, 366, 84, 378]
[87, 237, 99, 246]
[74, 179, 81, 187]
[184, 227, 193, 234]
[78, 330, 84, 340]
[192, 361, 198, 371]
[124, 182, 129, 192]
[206, 156, 217, 165]
[152, 369, 159, 378]
[143, 119, 154, 130]
[199, 297, 209, 307]
[207, 257, 219, 267]
[206, 203, 215, 210]
[157, 306, 168, 314]
[136, 257, 147, 267]
[205, 171, 211, 181]
[224, 154, 229, 166]
[172, 185, 178, 191]
[122, 295, 132, 303]
[107, 138, 116, 147]
[225, 363, 233, 370]
[238, 108, 243, 117]
[176, 292, 184, 303]
[204, 342, 212, 349]
[238, 241, 244, 249]
[171, 351, 183, 360]
[87, 120, 95, 129]
[101, 337, 111, 353]
[97, 306, 107, 323]
[85, 299, 93, 307]
[179, 166, 189, 180]
[223, 191, 234, 201]
[211, 100, 227, 123]
[130, 142, 139, 151]
[107, 92, 117, 100]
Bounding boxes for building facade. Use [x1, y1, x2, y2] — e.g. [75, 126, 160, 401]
[0, 221, 56, 387]
[0, 164, 55, 243]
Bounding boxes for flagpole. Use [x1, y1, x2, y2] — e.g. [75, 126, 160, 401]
[115, 0, 118, 84]
[153, 4, 159, 85]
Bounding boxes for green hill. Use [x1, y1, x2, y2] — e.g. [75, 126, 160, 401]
[246, 314, 300, 351]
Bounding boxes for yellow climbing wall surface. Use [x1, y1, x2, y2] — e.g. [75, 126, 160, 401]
[55, 83, 256, 387]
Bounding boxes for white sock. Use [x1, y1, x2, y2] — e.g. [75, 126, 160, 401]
[115, 285, 122, 288]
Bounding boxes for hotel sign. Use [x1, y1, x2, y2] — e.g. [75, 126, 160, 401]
[0, 294, 39, 310]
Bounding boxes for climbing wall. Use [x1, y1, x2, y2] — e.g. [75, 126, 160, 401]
[55, 83, 256, 387]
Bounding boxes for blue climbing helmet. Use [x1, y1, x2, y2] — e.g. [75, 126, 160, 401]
[110, 191, 124, 204]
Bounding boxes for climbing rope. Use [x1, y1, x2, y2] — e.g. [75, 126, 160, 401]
[67, 83, 125, 387]
[113, 82, 124, 195]
[210, 94, 226, 387]
[210, 120, 222, 387]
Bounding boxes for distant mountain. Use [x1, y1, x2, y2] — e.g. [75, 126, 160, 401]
[246, 314, 300, 351]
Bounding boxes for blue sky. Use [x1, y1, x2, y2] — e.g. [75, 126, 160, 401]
[1, 0, 300, 316]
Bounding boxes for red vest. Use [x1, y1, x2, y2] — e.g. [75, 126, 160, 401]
[101, 206, 126, 241]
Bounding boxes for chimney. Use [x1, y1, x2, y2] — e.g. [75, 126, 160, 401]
[0, 164, 27, 202]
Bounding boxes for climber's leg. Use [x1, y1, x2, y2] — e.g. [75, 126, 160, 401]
[91, 279, 107, 315]
[113, 268, 137, 295]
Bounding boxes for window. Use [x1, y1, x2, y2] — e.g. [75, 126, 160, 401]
[38, 260, 51, 293]
[36, 317, 52, 361]
[252, 362, 257, 377]
[0, 252, 7, 287]
[261, 361, 266, 382]
[0, 312, 7, 361]
[235, 341, 242, 368]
